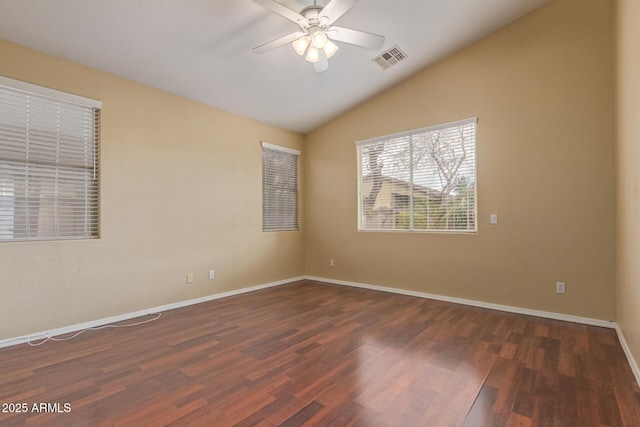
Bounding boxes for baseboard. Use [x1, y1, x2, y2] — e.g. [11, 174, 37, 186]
[0, 274, 622, 354]
[305, 275, 615, 329]
[615, 324, 640, 386]
[0, 276, 306, 349]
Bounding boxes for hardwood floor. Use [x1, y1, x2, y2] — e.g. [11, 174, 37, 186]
[0, 280, 639, 426]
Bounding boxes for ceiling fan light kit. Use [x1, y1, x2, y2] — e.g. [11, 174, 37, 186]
[294, 31, 338, 63]
[253, 0, 385, 73]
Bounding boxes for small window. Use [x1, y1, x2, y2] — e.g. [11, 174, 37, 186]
[262, 142, 300, 231]
[0, 76, 101, 242]
[356, 118, 477, 232]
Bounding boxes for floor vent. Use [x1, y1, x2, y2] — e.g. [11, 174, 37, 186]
[372, 45, 408, 70]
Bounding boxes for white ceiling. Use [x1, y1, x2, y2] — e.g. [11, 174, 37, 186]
[0, 0, 549, 133]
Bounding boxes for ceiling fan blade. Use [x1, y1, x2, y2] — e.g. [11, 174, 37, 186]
[314, 51, 329, 73]
[253, 0, 307, 25]
[320, 0, 359, 25]
[327, 26, 385, 50]
[252, 31, 306, 54]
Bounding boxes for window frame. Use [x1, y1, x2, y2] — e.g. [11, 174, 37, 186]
[261, 141, 300, 232]
[0, 76, 101, 242]
[356, 117, 478, 234]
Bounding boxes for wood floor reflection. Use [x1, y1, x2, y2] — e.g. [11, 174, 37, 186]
[1, 280, 639, 426]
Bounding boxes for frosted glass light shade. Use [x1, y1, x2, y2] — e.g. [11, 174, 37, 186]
[306, 46, 320, 63]
[323, 40, 338, 59]
[311, 30, 327, 49]
[292, 36, 310, 56]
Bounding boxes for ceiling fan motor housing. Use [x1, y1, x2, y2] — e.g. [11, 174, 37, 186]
[299, 5, 327, 29]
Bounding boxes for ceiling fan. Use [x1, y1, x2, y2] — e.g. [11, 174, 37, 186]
[252, 0, 386, 73]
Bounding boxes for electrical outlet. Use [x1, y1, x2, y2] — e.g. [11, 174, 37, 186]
[187, 273, 193, 284]
[490, 214, 498, 224]
[208, 270, 215, 280]
[556, 282, 565, 294]
[330, 259, 335, 268]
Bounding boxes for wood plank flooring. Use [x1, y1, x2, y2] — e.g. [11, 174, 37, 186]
[0, 280, 639, 426]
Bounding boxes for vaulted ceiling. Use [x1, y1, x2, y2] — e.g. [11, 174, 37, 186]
[0, 0, 549, 133]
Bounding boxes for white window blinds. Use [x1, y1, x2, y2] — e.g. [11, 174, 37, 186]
[262, 142, 299, 232]
[0, 76, 101, 241]
[356, 118, 477, 232]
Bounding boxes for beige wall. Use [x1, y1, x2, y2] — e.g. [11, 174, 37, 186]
[0, 39, 304, 340]
[0, 0, 622, 342]
[616, 0, 640, 373]
[304, 0, 616, 320]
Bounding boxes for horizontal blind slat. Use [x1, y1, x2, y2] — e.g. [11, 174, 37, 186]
[0, 80, 100, 241]
[358, 121, 476, 232]
[262, 146, 299, 232]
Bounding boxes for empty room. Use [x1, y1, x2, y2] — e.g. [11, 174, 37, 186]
[1, 0, 639, 425]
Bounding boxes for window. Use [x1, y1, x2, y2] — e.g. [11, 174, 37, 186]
[262, 142, 300, 231]
[356, 117, 477, 232]
[0, 76, 101, 242]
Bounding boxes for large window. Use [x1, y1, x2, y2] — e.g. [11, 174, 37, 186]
[356, 118, 477, 232]
[0, 76, 101, 242]
[262, 142, 299, 231]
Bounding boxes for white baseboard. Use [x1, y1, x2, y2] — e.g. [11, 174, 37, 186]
[5, 274, 636, 386]
[615, 324, 640, 387]
[304, 275, 616, 329]
[0, 276, 306, 349]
